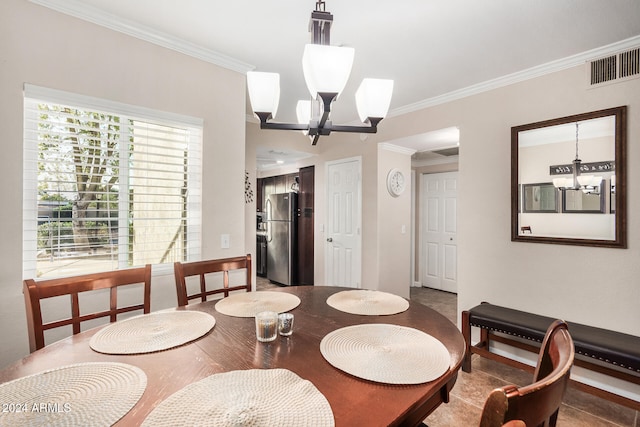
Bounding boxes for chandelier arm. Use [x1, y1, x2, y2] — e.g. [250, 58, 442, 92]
[317, 92, 337, 129]
[318, 109, 331, 131]
[255, 111, 309, 131]
[330, 123, 378, 134]
[574, 122, 580, 160]
[259, 122, 310, 131]
[257, 115, 382, 135]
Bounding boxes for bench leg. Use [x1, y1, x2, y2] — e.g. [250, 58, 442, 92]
[461, 310, 472, 372]
[480, 327, 489, 350]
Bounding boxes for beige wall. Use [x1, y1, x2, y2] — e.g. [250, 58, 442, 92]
[244, 144, 258, 291]
[377, 146, 413, 298]
[384, 68, 640, 397]
[0, 0, 247, 366]
[382, 67, 640, 335]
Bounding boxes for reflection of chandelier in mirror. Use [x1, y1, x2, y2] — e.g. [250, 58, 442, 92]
[246, 1, 394, 146]
[552, 122, 603, 193]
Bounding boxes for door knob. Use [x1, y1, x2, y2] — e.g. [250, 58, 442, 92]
[327, 238, 333, 242]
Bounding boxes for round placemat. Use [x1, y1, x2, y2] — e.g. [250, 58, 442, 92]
[0, 362, 146, 427]
[90, 310, 215, 354]
[214, 291, 301, 317]
[320, 324, 450, 384]
[326, 289, 409, 315]
[141, 369, 334, 427]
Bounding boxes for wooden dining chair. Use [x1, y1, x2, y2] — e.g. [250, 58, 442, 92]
[23, 265, 152, 353]
[173, 254, 252, 306]
[478, 319, 574, 427]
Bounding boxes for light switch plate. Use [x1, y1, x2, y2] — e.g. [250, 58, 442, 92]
[221, 234, 230, 249]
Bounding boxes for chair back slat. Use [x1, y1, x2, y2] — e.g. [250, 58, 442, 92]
[174, 255, 252, 306]
[23, 265, 151, 353]
[41, 304, 147, 331]
[479, 319, 575, 427]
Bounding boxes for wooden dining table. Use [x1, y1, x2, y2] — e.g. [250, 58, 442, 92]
[0, 285, 465, 426]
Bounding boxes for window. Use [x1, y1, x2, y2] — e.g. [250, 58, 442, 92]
[23, 85, 202, 279]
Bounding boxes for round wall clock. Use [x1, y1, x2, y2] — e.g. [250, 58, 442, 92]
[386, 168, 405, 197]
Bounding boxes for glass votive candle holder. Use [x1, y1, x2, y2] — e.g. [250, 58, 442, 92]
[255, 311, 278, 342]
[278, 313, 294, 336]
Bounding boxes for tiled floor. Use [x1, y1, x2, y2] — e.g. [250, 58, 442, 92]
[256, 278, 639, 426]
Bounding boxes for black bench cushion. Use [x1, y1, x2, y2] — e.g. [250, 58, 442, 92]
[567, 322, 640, 373]
[468, 303, 640, 373]
[468, 303, 555, 342]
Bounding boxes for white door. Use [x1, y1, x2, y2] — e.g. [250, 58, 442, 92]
[325, 157, 362, 288]
[421, 171, 458, 293]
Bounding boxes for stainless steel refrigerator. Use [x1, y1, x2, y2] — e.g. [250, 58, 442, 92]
[266, 192, 297, 286]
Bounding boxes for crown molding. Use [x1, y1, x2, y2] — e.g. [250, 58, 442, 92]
[29, 0, 255, 74]
[30, 0, 639, 118]
[378, 143, 417, 156]
[389, 35, 640, 118]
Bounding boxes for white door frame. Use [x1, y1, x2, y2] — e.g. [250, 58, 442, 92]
[411, 169, 418, 287]
[324, 156, 362, 288]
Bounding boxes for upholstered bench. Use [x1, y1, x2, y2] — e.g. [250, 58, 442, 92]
[462, 302, 640, 411]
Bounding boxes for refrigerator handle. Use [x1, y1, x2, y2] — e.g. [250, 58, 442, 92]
[265, 199, 272, 243]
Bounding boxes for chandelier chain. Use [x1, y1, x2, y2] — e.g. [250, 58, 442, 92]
[574, 122, 580, 161]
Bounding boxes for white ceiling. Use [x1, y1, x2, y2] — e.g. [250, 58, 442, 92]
[33, 0, 640, 161]
[256, 146, 316, 172]
[518, 116, 615, 148]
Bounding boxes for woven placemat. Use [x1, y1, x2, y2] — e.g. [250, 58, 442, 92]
[0, 362, 146, 427]
[90, 310, 215, 354]
[320, 324, 450, 384]
[214, 291, 301, 317]
[141, 369, 334, 426]
[326, 289, 409, 315]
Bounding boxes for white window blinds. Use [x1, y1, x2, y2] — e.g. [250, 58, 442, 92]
[23, 85, 202, 279]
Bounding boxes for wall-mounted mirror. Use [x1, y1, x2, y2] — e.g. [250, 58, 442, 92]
[511, 106, 626, 248]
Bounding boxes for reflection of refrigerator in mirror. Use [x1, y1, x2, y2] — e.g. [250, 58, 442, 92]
[266, 192, 297, 286]
[610, 176, 616, 213]
[562, 182, 605, 213]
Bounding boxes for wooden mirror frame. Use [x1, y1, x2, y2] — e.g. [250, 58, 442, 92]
[511, 106, 627, 248]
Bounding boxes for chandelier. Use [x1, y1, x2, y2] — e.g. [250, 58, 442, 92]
[552, 122, 603, 193]
[246, 1, 394, 145]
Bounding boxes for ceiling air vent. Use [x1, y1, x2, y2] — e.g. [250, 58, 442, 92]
[588, 47, 640, 86]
